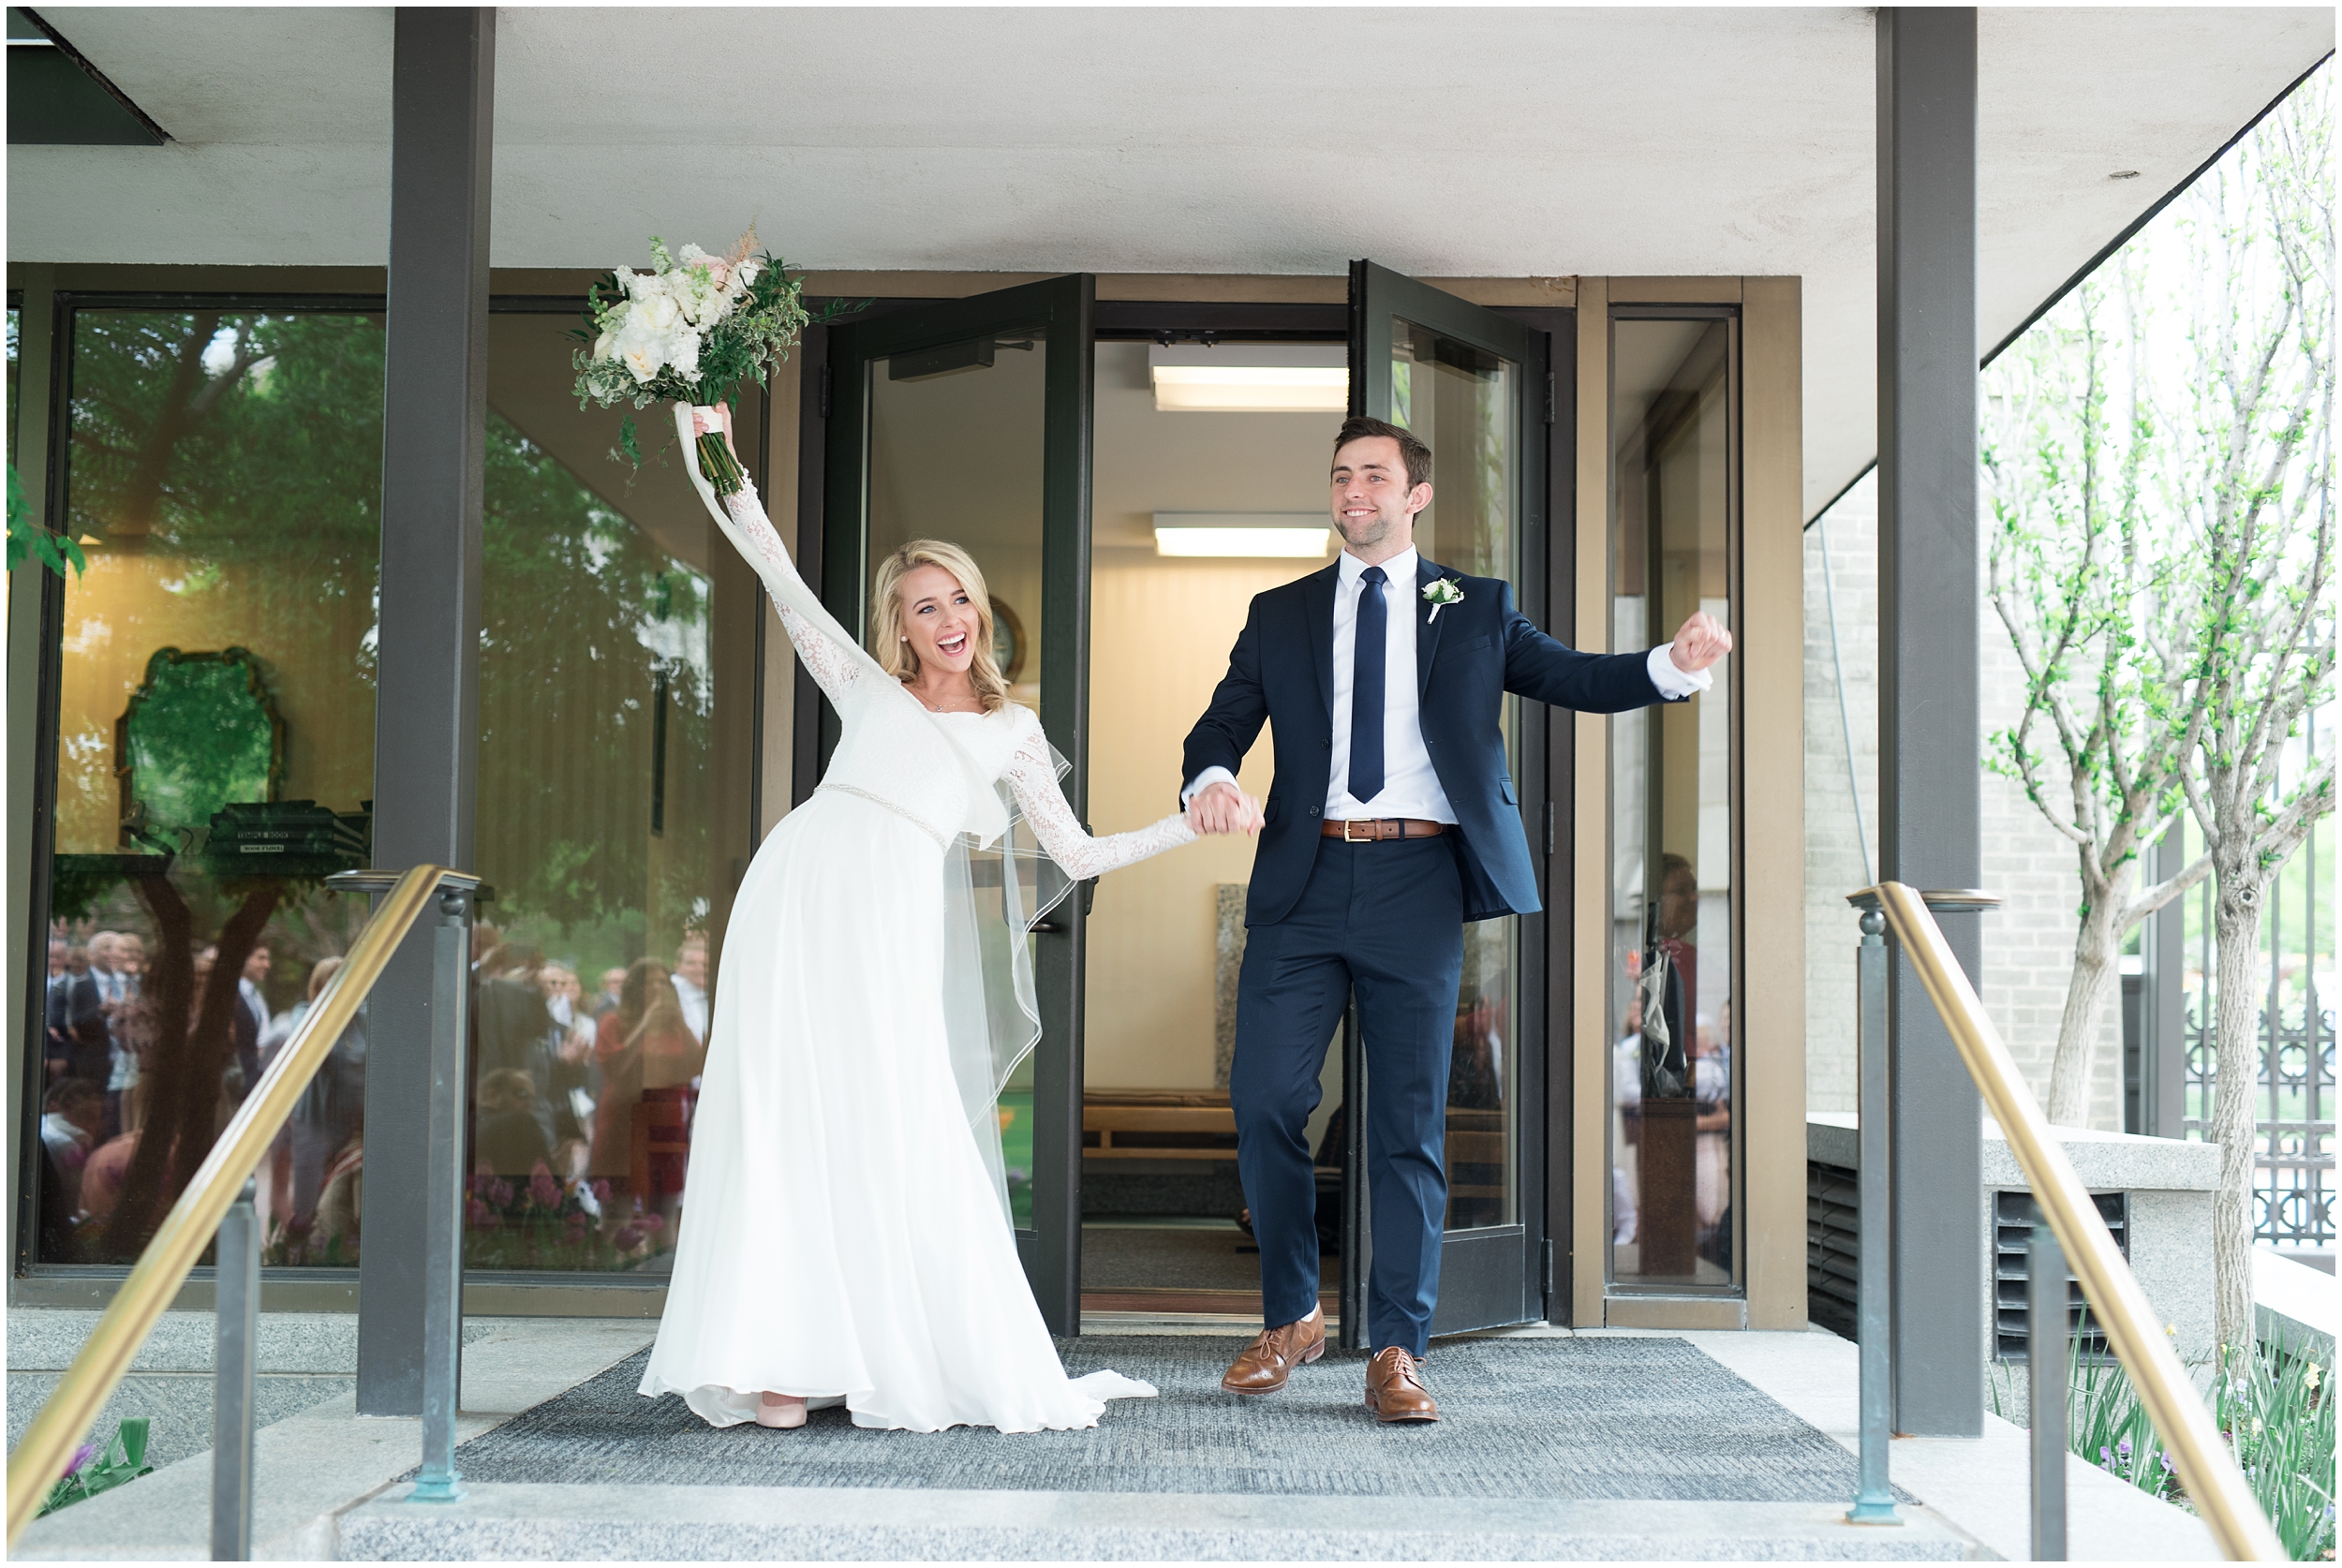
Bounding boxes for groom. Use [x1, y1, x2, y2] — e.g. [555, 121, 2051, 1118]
[1182, 416, 1730, 1422]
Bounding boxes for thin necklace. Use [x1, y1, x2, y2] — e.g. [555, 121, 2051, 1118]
[906, 681, 981, 715]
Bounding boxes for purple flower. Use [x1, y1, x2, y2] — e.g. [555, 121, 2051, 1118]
[470, 1173, 494, 1196]
[529, 1172, 561, 1209]
[2116, 1438, 2132, 1457]
[490, 1178, 513, 1207]
[466, 1197, 492, 1226]
[612, 1225, 644, 1251]
[63, 1442, 98, 1477]
[639, 1211, 665, 1235]
[590, 1178, 612, 1204]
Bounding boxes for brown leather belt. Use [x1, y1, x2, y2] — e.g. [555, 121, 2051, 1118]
[1321, 818, 1447, 842]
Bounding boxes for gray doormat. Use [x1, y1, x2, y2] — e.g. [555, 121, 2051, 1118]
[442, 1337, 1905, 1503]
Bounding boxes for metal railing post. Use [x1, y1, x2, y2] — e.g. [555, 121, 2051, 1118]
[409, 886, 473, 1501]
[209, 1177, 258, 1561]
[2030, 1204, 2068, 1561]
[1846, 907, 1900, 1526]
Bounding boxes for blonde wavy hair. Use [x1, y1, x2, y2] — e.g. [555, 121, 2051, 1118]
[869, 539, 1011, 714]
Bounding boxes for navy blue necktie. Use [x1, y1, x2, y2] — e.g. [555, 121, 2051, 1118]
[1350, 565, 1387, 805]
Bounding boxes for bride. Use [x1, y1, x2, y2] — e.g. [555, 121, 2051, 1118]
[638, 404, 1256, 1434]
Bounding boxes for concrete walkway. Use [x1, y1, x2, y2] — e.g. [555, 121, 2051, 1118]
[7, 1310, 2221, 1561]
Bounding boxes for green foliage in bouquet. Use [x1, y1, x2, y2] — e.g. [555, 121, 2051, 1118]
[571, 233, 851, 496]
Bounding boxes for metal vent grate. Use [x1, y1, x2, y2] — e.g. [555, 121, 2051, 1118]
[1994, 1189, 2127, 1361]
[1807, 1161, 1860, 1341]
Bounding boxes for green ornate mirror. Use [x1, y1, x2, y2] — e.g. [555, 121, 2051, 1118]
[114, 647, 284, 848]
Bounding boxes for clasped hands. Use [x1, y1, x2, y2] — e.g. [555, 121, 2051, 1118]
[1187, 781, 1266, 837]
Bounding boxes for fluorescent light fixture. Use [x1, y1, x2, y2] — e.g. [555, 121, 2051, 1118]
[1149, 345, 1348, 413]
[1153, 512, 1332, 558]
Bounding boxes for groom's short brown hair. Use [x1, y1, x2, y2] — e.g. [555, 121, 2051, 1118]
[1333, 416, 1432, 491]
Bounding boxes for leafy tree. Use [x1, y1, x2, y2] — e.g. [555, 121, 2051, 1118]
[1988, 69, 2332, 1353]
[1985, 262, 2213, 1128]
[2168, 74, 2333, 1353]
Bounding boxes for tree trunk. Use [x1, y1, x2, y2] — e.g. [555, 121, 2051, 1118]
[2046, 890, 2126, 1126]
[104, 882, 283, 1256]
[2209, 861, 2265, 1354]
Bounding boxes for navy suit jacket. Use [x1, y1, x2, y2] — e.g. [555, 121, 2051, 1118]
[1182, 555, 1685, 926]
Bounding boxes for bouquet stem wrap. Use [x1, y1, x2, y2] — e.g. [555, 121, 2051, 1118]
[692, 419, 748, 497]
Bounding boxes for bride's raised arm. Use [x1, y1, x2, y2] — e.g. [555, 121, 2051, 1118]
[674, 403, 865, 704]
[999, 712, 1202, 880]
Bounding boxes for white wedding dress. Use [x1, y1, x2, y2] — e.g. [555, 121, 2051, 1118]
[639, 445, 1195, 1433]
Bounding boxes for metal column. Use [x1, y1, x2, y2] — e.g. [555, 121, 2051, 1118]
[410, 889, 475, 1501]
[210, 1179, 258, 1560]
[359, 5, 495, 1417]
[1845, 909, 1898, 1526]
[1875, 5, 1985, 1439]
[2137, 832, 2187, 1139]
[2029, 1208, 2069, 1561]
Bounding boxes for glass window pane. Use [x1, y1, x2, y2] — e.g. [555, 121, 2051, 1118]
[1609, 316, 1734, 1290]
[866, 325, 1049, 1227]
[466, 311, 721, 1274]
[43, 308, 382, 1267]
[1391, 316, 1519, 1232]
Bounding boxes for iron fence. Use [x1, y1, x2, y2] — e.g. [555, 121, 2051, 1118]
[2180, 730, 2335, 1252]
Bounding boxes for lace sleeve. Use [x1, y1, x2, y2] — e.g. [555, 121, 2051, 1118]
[714, 482, 862, 703]
[1001, 712, 1197, 880]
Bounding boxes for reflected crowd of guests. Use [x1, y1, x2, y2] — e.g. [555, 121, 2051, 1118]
[39, 916, 711, 1270]
[470, 924, 708, 1259]
[1610, 854, 1733, 1274]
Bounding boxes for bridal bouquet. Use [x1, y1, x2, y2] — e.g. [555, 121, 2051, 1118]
[572, 231, 814, 496]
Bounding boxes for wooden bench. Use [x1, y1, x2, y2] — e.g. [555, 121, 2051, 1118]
[1083, 1089, 1238, 1160]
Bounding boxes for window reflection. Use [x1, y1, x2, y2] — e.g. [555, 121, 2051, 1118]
[1609, 314, 1735, 1289]
[42, 308, 383, 1267]
[467, 311, 719, 1273]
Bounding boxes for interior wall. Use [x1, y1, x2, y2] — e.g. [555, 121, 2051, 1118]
[1085, 339, 1341, 1089]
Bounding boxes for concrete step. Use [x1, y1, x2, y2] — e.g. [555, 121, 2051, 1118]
[335, 1482, 1984, 1561]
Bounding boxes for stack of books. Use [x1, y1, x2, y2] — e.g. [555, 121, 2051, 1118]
[200, 800, 372, 878]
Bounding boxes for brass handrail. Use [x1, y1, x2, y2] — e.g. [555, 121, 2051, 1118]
[1868, 881, 2285, 1563]
[6, 865, 456, 1546]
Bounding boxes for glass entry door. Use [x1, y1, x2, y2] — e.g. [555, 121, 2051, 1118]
[1344, 261, 1552, 1339]
[816, 275, 1096, 1333]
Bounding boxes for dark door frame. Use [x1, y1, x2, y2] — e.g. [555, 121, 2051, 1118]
[804, 275, 1097, 1334]
[1346, 260, 1558, 1344]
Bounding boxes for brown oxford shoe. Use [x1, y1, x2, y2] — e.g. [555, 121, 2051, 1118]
[1221, 1305, 1327, 1395]
[1364, 1346, 1439, 1423]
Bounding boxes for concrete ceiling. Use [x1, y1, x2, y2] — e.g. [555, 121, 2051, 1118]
[10, 6, 2332, 516]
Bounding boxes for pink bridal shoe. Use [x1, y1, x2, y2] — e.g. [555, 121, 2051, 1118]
[755, 1392, 808, 1429]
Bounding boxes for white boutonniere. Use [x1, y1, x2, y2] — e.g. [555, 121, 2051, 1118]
[1423, 578, 1464, 623]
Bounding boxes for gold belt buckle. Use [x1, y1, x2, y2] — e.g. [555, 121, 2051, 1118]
[1343, 819, 1374, 843]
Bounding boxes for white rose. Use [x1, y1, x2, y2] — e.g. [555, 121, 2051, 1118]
[734, 259, 762, 292]
[612, 317, 668, 384]
[636, 289, 680, 332]
[593, 332, 615, 362]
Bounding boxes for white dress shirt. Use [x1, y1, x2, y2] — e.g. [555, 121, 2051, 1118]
[1186, 549, 1713, 817]
[672, 973, 709, 1043]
